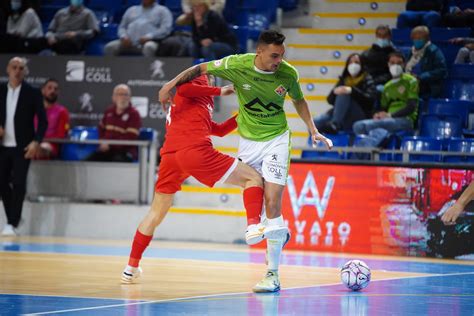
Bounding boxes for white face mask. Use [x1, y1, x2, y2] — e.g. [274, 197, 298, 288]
[389, 64, 403, 78]
[347, 63, 361, 77]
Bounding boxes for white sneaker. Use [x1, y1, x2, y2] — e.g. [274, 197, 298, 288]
[1, 224, 18, 236]
[121, 266, 142, 284]
[263, 225, 289, 241]
[245, 223, 266, 245]
[253, 270, 281, 293]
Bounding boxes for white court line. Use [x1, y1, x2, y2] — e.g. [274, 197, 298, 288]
[21, 271, 474, 315]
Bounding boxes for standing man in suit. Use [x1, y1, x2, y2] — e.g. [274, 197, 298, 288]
[0, 57, 47, 236]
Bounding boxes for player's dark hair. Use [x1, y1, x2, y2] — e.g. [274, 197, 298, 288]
[388, 51, 406, 63]
[257, 30, 286, 46]
[42, 78, 59, 88]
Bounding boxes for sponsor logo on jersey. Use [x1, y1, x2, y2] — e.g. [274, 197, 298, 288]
[253, 77, 274, 83]
[243, 98, 283, 113]
[242, 84, 252, 90]
[274, 85, 287, 97]
[214, 59, 223, 67]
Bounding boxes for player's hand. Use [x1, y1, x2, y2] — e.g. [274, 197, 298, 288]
[220, 85, 234, 96]
[159, 85, 173, 111]
[99, 143, 110, 152]
[121, 37, 132, 48]
[312, 131, 333, 150]
[378, 111, 390, 119]
[334, 86, 352, 95]
[441, 203, 464, 225]
[24, 141, 39, 159]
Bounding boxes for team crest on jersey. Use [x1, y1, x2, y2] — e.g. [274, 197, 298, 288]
[213, 59, 223, 67]
[274, 85, 287, 97]
[242, 84, 251, 90]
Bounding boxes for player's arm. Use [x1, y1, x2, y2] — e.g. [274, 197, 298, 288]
[211, 115, 238, 137]
[292, 98, 333, 149]
[159, 63, 209, 109]
[441, 182, 474, 225]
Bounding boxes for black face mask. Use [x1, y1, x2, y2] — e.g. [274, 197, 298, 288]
[45, 94, 58, 103]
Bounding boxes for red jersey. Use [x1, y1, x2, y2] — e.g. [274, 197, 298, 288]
[160, 75, 237, 154]
[99, 104, 142, 159]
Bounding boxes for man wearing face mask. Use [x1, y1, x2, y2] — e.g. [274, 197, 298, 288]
[46, 0, 99, 55]
[406, 26, 447, 100]
[353, 52, 418, 146]
[361, 25, 396, 96]
[34, 79, 70, 160]
[87, 84, 142, 162]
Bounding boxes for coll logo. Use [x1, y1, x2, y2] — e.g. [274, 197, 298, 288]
[150, 60, 165, 79]
[66, 61, 85, 82]
[79, 93, 93, 112]
[131, 96, 149, 118]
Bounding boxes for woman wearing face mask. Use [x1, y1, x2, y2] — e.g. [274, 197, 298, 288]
[0, 0, 46, 54]
[314, 53, 376, 134]
[405, 26, 447, 100]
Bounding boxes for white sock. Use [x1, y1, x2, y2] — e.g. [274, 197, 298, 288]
[266, 215, 284, 227]
[267, 238, 283, 271]
[125, 265, 137, 273]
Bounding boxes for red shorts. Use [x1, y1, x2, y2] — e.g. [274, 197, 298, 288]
[155, 145, 237, 194]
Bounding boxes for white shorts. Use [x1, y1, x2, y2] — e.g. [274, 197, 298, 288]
[238, 130, 291, 186]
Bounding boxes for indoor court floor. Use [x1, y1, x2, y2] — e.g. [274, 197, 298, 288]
[1, 236, 473, 315]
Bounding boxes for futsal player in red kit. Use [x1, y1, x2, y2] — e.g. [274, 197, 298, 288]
[121, 74, 274, 284]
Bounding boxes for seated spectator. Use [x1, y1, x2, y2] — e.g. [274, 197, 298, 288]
[397, 0, 445, 29]
[187, 0, 238, 60]
[451, 37, 474, 64]
[313, 53, 376, 134]
[443, 6, 474, 28]
[0, 0, 46, 54]
[46, 0, 99, 55]
[361, 25, 396, 98]
[176, 0, 226, 25]
[406, 26, 447, 99]
[104, 0, 173, 57]
[353, 52, 418, 147]
[87, 84, 141, 162]
[34, 79, 70, 160]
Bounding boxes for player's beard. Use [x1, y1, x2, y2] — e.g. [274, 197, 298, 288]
[45, 94, 58, 104]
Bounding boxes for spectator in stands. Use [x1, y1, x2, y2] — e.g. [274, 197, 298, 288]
[46, 0, 99, 55]
[104, 0, 173, 57]
[406, 26, 447, 99]
[87, 84, 141, 162]
[361, 25, 396, 98]
[0, 2, 10, 34]
[397, 0, 446, 29]
[35, 79, 70, 160]
[451, 37, 474, 64]
[176, 0, 226, 25]
[443, 5, 474, 28]
[187, 0, 238, 60]
[0, 57, 47, 236]
[313, 53, 376, 134]
[353, 52, 418, 147]
[0, 0, 46, 54]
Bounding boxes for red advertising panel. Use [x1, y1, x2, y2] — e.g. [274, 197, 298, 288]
[254, 163, 474, 258]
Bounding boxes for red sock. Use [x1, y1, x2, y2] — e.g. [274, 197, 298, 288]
[243, 186, 264, 225]
[128, 229, 153, 267]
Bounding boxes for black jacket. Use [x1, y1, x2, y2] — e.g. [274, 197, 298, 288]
[406, 0, 448, 13]
[192, 10, 238, 49]
[361, 44, 395, 86]
[0, 81, 47, 147]
[327, 73, 377, 116]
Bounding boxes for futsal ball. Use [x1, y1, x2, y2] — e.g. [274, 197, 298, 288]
[340, 259, 371, 291]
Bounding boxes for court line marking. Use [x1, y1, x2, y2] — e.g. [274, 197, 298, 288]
[21, 271, 474, 315]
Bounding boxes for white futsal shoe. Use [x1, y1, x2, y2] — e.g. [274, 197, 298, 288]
[121, 266, 142, 284]
[253, 270, 281, 293]
[1, 224, 18, 236]
[263, 225, 289, 241]
[245, 223, 266, 245]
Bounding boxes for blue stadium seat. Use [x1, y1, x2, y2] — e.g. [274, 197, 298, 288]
[428, 99, 472, 127]
[398, 136, 443, 162]
[379, 130, 414, 161]
[86, 0, 122, 22]
[230, 25, 249, 53]
[348, 135, 373, 160]
[444, 79, 474, 100]
[138, 128, 158, 141]
[445, 138, 474, 163]
[420, 114, 463, 140]
[279, 0, 299, 11]
[450, 65, 474, 80]
[301, 132, 350, 160]
[60, 126, 99, 161]
[85, 23, 118, 56]
[454, 0, 474, 10]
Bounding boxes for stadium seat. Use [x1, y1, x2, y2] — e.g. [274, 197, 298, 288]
[379, 130, 414, 161]
[445, 138, 474, 163]
[348, 135, 373, 161]
[444, 79, 474, 101]
[449, 65, 474, 81]
[398, 136, 443, 162]
[230, 25, 250, 53]
[301, 132, 350, 160]
[60, 126, 99, 161]
[138, 128, 158, 141]
[428, 99, 472, 127]
[420, 114, 463, 141]
[279, 0, 299, 11]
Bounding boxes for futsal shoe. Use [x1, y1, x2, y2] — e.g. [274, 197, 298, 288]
[252, 270, 281, 293]
[1, 224, 18, 236]
[263, 225, 289, 241]
[245, 223, 266, 245]
[121, 266, 142, 284]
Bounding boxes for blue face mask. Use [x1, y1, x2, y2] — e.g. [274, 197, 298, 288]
[70, 0, 83, 7]
[11, 0, 21, 11]
[413, 39, 426, 50]
[375, 38, 390, 48]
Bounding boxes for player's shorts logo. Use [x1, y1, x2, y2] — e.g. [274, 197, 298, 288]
[274, 85, 287, 97]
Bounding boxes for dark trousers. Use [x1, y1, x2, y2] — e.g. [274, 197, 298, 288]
[0, 147, 31, 227]
[87, 150, 134, 162]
